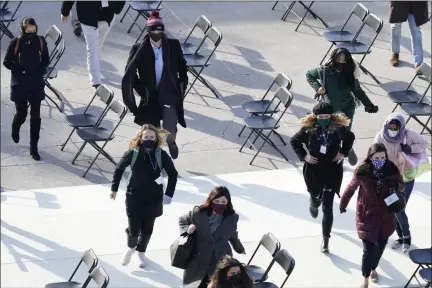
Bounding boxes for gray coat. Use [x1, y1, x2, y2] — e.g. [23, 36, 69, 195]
[179, 206, 245, 288]
[389, 1, 429, 27]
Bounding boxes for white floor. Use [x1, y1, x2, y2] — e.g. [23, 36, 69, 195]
[1, 167, 431, 288]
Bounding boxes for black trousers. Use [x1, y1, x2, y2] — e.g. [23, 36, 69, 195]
[12, 99, 42, 144]
[126, 216, 156, 252]
[362, 238, 388, 278]
[310, 189, 336, 237]
[198, 274, 209, 288]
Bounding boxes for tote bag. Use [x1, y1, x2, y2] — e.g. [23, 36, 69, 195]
[398, 136, 431, 182]
[170, 232, 195, 269]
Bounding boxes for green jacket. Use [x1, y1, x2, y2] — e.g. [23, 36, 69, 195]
[306, 67, 373, 111]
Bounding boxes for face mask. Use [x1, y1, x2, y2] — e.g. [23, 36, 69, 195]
[388, 130, 399, 138]
[149, 32, 163, 42]
[371, 159, 385, 170]
[211, 203, 226, 214]
[24, 32, 36, 38]
[142, 139, 155, 149]
[317, 118, 331, 127]
[335, 62, 345, 71]
[227, 274, 242, 286]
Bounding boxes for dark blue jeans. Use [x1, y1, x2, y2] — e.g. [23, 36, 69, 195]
[395, 180, 415, 238]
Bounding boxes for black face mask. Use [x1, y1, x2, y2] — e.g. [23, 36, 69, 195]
[227, 274, 242, 286]
[149, 32, 163, 42]
[23, 32, 37, 38]
[335, 62, 345, 71]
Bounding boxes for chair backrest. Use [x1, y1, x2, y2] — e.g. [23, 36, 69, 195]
[46, 38, 65, 78]
[420, 62, 432, 81]
[363, 13, 383, 33]
[44, 25, 62, 61]
[274, 249, 296, 287]
[68, 249, 98, 282]
[84, 266, 109, 288]
[83, 84, 114, 125]
[274, 86, 293, 108]
[262, 73, 292, 101]
[352, 3, 368, 21]
[260, 233, 281, 256]
[184, 15, 212, 44]
[194, 26, 222, 55]
[109, 98, 127, 119]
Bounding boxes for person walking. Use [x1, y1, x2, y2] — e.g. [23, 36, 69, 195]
[207, 255, 253, 288]
[306, 47, 379, 166]
[179, 186, 245, 288]
[3, 17, 49, 161]
[122, 10, 189, 160]
[389, 1, 429, 71]
[374, 113, 429, 253]
[60, 1, 125, 88]
[110, 124, 178, 268]
[290, 102, 355, 253]
[340, 143, 404, 288]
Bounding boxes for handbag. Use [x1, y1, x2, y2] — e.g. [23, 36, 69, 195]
[398, 135, 431, 182]
[170, 232, 195, 269]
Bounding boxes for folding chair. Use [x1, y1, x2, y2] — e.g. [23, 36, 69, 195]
[44, 39, 66, 112]
[319, 3, 369, 65]
[246, 233, 281, 283]
[275, 1, 328, 31]
[253, 249, 296, 288]
[238, 72, 292, 138]
[404, 248, 432, 288]
[388, 62, 431, 113]
[61, 84, 114, 151]
[71, 99, 128, 177]
[335, 13, 383, 84]
[119, 1, 162, 43]
[45, 249, 98, 288]
[86, 266, 109, 288]
[184, 26, 222, 98]
[0, 1, 22, 40]
[44, 25, 63, 60]
[419, 268, 432, 288]
[239, 87, 293, 165]
[180, 15, 212, 55]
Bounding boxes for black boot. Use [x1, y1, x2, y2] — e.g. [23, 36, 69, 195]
[168, 141, 179, 160]
[321, 236, 330, 253]
[11, 114, 25, 143]
[30, 118, 41, 161]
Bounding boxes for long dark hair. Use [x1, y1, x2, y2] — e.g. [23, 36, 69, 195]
[198, 186, 235, 216]
[355, 143, 399, 176]
[324, 47, 356, 88]
[208, 256, 253, 288]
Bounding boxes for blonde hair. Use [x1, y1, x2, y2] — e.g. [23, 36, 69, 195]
[128, 124, 170, 148]
[300, 112, 351, 128]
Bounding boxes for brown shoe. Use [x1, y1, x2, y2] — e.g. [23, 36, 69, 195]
[416, 65, 423, 75]
[390, 54, 399, 67]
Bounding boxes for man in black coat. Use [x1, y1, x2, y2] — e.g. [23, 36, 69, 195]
[122, 11, 189, 160]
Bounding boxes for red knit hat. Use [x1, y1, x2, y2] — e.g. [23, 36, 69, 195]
[147, 10, 164, 32]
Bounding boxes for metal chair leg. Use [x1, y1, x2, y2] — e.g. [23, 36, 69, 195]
[238, 124, 247, 137]
[120, 5, 131, 23]
[392, 103, 398, 113]
[272, 1, 279, 10]
[273, 131, 286, 145]
[61, 128, 75, 151]
[71, 141, 87, 164]
[294, 1, 314, 31]
[127, 12, 140, 34]
[240, 130, 255, 152]
[282, 1, 296, 21]
[404, 265, 421, 288]
[320, 43, 334, 65]
[358, 63, 380, 84]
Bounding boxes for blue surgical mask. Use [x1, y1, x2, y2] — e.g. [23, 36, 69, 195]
[371, 159, 385, 170]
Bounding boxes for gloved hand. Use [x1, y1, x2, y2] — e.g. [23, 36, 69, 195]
[365, 105, 379, 113]
[163, 195, 172, 205]
[400, 143, 412, 154]
[339, 206, 346, 214]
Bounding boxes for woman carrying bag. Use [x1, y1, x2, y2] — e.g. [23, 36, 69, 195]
[340, 143, 405, 288]
[374, 113, 429, 252]
[178, 186, 245, 288]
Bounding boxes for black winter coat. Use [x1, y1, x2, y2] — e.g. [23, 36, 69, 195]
[111, 146, 178, 218]
[122, 35, 189, 127]
[389, 1, 429, 27]
[290, 122, 355, 195]
[61, 1, 125, 27]
[3, 35, 50, 102]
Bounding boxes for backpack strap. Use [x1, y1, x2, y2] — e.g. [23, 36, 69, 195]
[13, 36, 21, 57]
[38, 36, 43, 55]
[155, 147, 163, 170]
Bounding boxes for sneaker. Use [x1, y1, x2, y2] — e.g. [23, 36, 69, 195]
[402, 237, 411, 253]
[391, 238, 403, 249]
[321, 236, 330, 253]
[348, 149, 358, 166]
[309, 205, 319, 219]
[168, 141, 179, 160]
[390, 54, 399, 67]
[138, 252, 146, 268]
[121, 247, 136, 266]
[370, 270, 378, 283]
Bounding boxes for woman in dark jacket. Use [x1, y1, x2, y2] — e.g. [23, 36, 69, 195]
[290, 102, 355, 253]
[306, 48, 378, 165]
[207, 255, 253, 288]
[110, 124, 178, 268]
[179, 186, 245, 288]
[3, 17, 49, 161]
[340, 143, 403, 288]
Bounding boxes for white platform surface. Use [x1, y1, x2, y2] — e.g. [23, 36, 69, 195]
[1, 167, 431, 288]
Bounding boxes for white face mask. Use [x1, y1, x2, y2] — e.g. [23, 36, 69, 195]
[388, 130, 399, 138]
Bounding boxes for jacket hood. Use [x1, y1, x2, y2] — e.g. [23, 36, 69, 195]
[382, 113, 406, 143]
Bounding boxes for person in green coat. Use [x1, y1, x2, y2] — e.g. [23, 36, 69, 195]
[306, 47, 379, 166]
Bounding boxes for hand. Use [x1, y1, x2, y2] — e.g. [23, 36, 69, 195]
[61, 15, 68, 23]
[333, 152, 345, 162]
[304, 153, 319, 165]
[110, 192, 117, 200]
[163, 195, 172, 205]
[317, 87, 327, 95]
[187, 224, 196, 235]
[400, 143, 412, 154]
[365, 105, 379, 113]
[339, 206, 346, 214]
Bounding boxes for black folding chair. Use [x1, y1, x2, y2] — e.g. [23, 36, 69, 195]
[404, 248, 432, 288]
[0, 1, 22, 40]
[246, 233, 281, 283]
[274, 1, 328, 31]
[253, 249, 296, 288]
[238, 72, 292, 138]
[184, 26, 222, 98]
[71, 99, 128, 177]
[85, 266, 109, 288]
[335, 13, 383, 84]
[61, 84, 114, 151]
[319, 3, 369, 65]
[119, 1, 162, 43]
[239, 87, 293, 165]
[44, 39, 66, 112]
[388, 62, 431, 113]
[419, 268, 432, 288]
[45, 249, 98, 288]
[180, 15, 212, 55]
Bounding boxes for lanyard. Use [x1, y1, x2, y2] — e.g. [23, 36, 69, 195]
[146, 150, 157, 172]
[317, 127, 330, 146]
